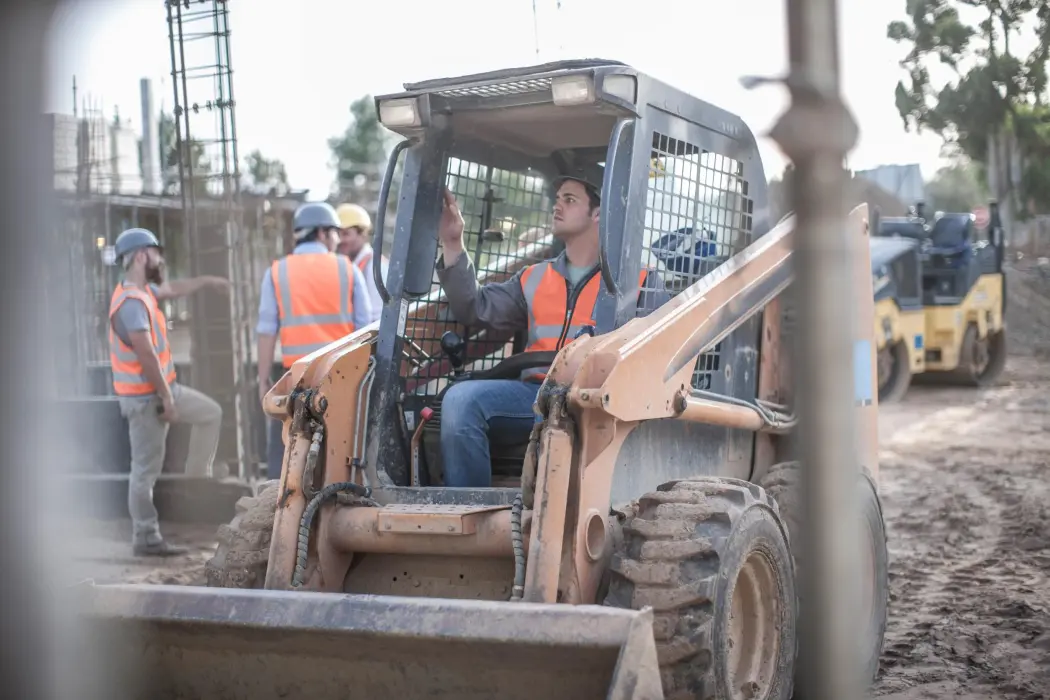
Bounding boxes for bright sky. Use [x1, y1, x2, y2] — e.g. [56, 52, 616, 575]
[45, 0, 975, 198]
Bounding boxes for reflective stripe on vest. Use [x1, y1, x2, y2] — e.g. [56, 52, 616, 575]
[272, 252, 356, 367]
[108, 284, 177, 396]
[518, 263, 650, 382]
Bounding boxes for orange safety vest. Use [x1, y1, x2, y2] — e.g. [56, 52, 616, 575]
[108, 283, 177, 396]
[355, 249, 372, 274]
[518, 262, 649, 382]
[272, 252, 356, 367]
[354, 248, 388, 275]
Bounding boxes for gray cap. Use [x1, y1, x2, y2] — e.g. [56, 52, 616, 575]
[293, 202, 341, 239]
[551, 173, 601, 205]
[114, 227, 162, 262]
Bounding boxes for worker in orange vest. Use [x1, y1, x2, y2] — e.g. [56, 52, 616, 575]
[108, 227, 231, 556]
[256, 202, 373, 478]
[434, 176, 670, 487]
[336, 202, 387, 324]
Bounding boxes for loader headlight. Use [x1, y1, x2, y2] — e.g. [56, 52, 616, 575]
[602, 75, 637, 103]
[378, 98, 422, 128]
[551, 75, 596, 106]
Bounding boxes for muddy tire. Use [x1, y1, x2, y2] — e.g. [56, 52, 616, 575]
[755, 463, 803, 570]
[954, 323, 1007, 387]
[877, 340, 912, 404]
[204, 480, 280, 589]
[756, 463, 890, 690]
[604, 477, 797, 700]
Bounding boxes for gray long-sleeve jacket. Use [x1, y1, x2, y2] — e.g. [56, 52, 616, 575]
[435, 249, 671, 370]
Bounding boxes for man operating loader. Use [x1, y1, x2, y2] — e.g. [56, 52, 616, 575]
[257, 202, 373, 479]
[336, 202, 387, 324]
[108, 227, 230, 557]
[435, 177, 669, 487]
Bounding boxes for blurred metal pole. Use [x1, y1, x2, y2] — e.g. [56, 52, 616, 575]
[767, 0, 863, 698]
[2, 5, 77, 700]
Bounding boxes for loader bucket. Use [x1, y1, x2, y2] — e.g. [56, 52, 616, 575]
[75, 583, 665, 700]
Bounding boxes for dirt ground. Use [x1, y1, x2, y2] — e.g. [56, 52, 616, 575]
[70, 519, 216, 586]
[874, 261, 1050, 700]
[71, 262, 1050, 698]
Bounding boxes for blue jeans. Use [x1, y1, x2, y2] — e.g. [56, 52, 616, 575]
[440, 379, 542, 487]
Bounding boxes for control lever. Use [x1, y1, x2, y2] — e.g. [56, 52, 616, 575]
[573, 325, 596, 340]
[440, 331, 467, 377]
[410, 407, 434, 487]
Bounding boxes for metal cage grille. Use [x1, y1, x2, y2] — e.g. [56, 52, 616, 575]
[403, 157, 553, 397]
[435, 78, 553, 99]
[640, 132, 754, 390]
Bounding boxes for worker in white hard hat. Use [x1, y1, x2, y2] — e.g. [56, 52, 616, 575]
[256, 202, 373, 479]
[336, 203, 387, 324]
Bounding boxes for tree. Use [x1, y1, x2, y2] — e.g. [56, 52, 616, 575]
[244, 149, 289, 195]
[158, 111, 179, 195]
[328, 95, 395, 185]
[328, 95, 403, 241]
[157, 111, 212, 198]
[888, 0, 1050, 218]
[923, 160, 991, 212]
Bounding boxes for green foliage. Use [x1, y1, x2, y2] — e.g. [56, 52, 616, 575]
[244, 149, 289, 192]
[888, 0, 1050, 210]
[157, 111, 211, 197]
[1013, 102, 1050, 206]
[924, 160, 991, 211]
[328, 95, 396, 182]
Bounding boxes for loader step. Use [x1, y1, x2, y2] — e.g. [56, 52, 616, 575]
[377, 503, 509, 535]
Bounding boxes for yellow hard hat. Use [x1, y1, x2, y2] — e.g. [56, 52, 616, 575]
[336, 203, 372, 232]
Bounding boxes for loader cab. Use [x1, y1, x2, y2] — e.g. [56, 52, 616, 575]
[363, 60, 771, 500]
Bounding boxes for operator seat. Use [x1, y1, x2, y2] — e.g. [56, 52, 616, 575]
[921, 214, 979, 302]
[927, 214, 974, 265]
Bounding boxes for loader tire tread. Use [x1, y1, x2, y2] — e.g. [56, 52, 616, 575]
[205, 480, 280, 589]
[756, 461, 803, 569]
[604, 476, 796, 700]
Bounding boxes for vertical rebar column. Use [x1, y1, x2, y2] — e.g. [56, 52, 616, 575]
[768, 0, 862, 698]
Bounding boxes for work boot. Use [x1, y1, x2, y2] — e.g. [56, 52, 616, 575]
[132, 540, 189, 557]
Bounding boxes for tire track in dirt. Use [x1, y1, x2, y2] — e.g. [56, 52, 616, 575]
[873, 359, 1050, 699]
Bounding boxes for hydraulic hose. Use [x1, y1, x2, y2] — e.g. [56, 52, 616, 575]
[291, 481, 376, 588]
[510, 492, 525, 601]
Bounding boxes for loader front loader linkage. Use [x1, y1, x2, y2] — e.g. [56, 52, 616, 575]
[77, 60, 887, 700]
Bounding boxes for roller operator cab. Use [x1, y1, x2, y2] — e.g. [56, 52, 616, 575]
[870, 203, 1008, 402]
[79, 60, 889, 700]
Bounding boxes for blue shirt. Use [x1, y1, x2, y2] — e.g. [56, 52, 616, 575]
[256, 241, 373, 335]
[111, 282, 162, 346]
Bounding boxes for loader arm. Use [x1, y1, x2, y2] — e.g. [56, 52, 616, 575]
[519, 205, 878, 607]
[560, 212, 797, 424]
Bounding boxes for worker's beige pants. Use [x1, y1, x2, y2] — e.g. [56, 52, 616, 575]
[118, 382, 223, 545]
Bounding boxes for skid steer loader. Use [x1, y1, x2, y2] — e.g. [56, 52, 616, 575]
[78, 59, 889, 700]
